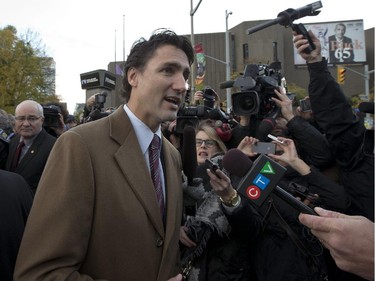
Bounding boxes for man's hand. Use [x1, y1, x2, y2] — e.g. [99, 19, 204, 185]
[293, 31, 322, 64]
[299, 207, 375, 280]
[272, 86, 295, 122]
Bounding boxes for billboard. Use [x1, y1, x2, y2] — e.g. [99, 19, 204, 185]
[293, 20, 366, 65]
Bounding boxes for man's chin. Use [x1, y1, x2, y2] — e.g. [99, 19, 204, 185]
[163, 112, 178, 122]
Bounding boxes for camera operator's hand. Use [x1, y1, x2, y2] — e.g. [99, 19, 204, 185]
[272, 86, 295, 122]
[237, 136, 258, 157]
[293, 31, 322, 64]
[193, 91, 204, 105]
[268, 137, 311, 176]
[86, 95, 96, 111]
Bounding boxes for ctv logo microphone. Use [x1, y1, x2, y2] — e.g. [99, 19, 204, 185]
[238, 154, 286, 207]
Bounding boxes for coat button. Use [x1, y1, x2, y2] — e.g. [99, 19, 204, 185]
[156, 237, 164, 247]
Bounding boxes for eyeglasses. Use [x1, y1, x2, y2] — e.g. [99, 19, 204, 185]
[196, 139, 217, 148]
[15, 116, 42, 123]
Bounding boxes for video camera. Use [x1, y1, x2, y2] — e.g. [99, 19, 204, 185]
[175, 87, 229, 134]
[84, 91, 110, 123]
[221, 62, 287, 118]
[43, 105, 62, 128]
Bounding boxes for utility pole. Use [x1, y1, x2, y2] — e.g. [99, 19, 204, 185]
[225, 10, 233, 113]
[190, 0, 203, 98]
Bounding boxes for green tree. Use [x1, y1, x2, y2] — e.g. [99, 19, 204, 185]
[0, 25, 59, 114]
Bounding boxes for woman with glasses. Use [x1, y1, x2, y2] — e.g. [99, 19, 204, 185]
[180, 121, 261, 281]
[195, 123, 227, 165]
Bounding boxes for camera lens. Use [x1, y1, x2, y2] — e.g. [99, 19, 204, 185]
[239, 92, 259, 114]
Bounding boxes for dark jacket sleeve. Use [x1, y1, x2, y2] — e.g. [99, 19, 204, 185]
[307, 59, 366, 169]
[287, 116, 334, 169]
[301, 167, 350, 212]
[223, 198, 264, 242]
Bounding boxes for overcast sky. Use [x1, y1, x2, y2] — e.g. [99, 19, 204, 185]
[1, 0, 374, 113]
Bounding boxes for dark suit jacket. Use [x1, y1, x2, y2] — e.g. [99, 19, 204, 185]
[0, 170, 33, 281]
[328, 35, 355, 63]
[14, 106, 184, 281]
[5, 129, 56, 192]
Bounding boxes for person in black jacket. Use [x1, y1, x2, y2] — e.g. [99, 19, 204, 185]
[5, 100, 57, 193]
[271, 86, 335, 170]
[293, 30, 374, 281]
[293, 30, 374, 221]
[0, 169, 33, 281]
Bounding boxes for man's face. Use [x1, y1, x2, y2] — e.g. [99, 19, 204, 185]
[335, 25, 345, 39]
[127, 44, 190, 131]
[14, 102, 44, 139]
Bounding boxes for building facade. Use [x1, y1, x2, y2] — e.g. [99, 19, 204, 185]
[103, 20, 374, 111]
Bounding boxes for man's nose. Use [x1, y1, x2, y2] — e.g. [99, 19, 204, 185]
[173, 74, 188, 95]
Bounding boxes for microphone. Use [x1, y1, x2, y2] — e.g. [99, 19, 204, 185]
[359, 102, 374, 114]
[219, 80, 235, 89]
[182, 126, 197, 186]
[222, 149, 317, 215]
[255, 118, 276, 142]
[207, 108, 229, 122]
[247, 1, 322, 34]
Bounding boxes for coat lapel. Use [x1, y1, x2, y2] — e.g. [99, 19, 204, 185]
[161, 137, 182, 248]
[110, 108, 165, 236]
[16, 129, 47, 171]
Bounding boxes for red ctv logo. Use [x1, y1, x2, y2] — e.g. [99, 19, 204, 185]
[246, 185, 261, 199]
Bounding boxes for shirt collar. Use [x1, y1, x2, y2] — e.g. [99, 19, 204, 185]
[123, 104, 161, 155]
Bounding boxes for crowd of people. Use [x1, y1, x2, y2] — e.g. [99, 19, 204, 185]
[0, 28, 373, 281]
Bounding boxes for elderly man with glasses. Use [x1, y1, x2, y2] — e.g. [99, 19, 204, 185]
[5, 100, 56, 192]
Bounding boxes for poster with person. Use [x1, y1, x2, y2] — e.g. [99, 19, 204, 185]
[293, 20, 366, 65]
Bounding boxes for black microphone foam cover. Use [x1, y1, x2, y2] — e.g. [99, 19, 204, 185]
[182, 126, 197, 183]
[222, 148, 253, 177]
[219, 80, 235, 89]
[256, 117, 276, 142]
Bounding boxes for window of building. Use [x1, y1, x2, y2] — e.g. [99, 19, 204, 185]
[242, 43, 249, 65]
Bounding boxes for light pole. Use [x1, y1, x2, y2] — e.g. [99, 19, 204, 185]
[225, 10, 232, 113]
[190, 0, 203, 98]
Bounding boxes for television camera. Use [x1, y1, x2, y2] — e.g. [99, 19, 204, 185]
[43, 104, 62, 128]
[175, 87, 230, 134]
[221, 62, 295, 118]
[84, 91, 110, 123]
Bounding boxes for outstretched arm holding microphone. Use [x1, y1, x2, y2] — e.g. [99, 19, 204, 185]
[299, 208, 374, 281]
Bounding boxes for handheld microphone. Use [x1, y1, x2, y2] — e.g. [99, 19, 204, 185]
[223, 149, 317, 215]
[247, 1, 322, 35]
[182, 126, 197, 186]
[255, 118, 276, 142]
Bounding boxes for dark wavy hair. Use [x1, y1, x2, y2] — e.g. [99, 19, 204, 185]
[121, 28, 194, 101]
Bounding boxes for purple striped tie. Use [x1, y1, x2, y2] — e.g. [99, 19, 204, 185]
[149, 135, 164, 214]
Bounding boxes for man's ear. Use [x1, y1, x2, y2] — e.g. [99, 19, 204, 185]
[127, 67, 138, 87]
